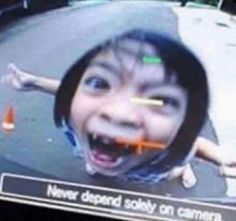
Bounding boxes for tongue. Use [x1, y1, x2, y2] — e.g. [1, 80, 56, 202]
[92, 150, 115, 162]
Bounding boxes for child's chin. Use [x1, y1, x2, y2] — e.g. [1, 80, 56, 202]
[92, 165, 125, 177]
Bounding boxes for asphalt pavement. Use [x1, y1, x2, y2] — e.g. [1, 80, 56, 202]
[0, 0, 234, 199]
[173, 6, 236, 196]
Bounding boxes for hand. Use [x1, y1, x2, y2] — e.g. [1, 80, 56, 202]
[168, 164, 197, 188]
[181, 164, 197, 188]
[219, 153, 236, 167]
[1, 63, 38, 91]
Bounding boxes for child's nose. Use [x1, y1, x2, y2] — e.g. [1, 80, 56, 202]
[99, 98, 142, 129]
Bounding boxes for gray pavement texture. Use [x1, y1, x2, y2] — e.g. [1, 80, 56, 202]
[0, 0, 234, 201]
[173, 6, 236, 196]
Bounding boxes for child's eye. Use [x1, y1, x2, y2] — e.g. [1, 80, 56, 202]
[159, 97, 179, 108]
[149, 96, 179, 112]
[84, 76, 110, 90]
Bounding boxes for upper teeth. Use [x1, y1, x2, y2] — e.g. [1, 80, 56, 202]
[92, 133, 97, 140]
[102, 137, 112, 144]
[92, 133, 112, 144]
[125, 144, 130, 149]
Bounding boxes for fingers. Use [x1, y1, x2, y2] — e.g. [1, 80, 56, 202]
[220, 153, 236, 167]
[226, 161, 236, 167]
[1, 63, 15, 85]
[219, 166, 236, 177]
[7, 63, 18, 74]
[167, 165, 197, 188]
[182, 164, 197, 189]
[1, 63, 26, 91]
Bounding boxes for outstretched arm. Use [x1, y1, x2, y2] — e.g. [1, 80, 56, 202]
[179, 137, 236, 189]
[33, 75, 60, 95]
[1, 63, 60, 95]
[195, 136, 236, 167]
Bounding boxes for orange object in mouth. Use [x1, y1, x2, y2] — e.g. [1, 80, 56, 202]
[115, 138, 165, 155]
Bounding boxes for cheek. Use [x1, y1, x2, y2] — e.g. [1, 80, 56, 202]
[70, 92, 100, 131]
[142, 112, 183, 144]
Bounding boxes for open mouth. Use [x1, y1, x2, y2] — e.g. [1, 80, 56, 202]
[88, 133, 136, 168]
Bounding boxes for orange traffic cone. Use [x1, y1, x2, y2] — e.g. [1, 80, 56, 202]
[1, 106, 15, 132]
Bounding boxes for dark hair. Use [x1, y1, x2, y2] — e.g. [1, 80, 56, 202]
[54, 29, 209, 174]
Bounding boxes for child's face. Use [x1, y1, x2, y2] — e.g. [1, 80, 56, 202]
[70, 39, 188, 176]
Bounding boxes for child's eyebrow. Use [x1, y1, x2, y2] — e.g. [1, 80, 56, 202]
[90, 61, 121, 77]
[140, 81, 166, 91]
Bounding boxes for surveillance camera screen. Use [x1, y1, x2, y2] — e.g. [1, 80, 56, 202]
[0, 0, 236, 220]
